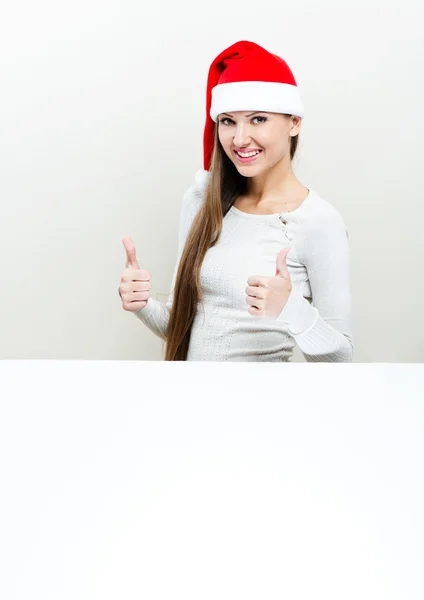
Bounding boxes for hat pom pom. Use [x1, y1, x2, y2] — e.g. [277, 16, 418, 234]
[194, 169, 210, 193]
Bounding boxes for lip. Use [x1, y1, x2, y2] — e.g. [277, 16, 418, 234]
[234, 149, 262, 163]
[234, 147, 261, 153]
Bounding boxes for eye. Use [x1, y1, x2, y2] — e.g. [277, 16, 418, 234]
[218, 116, 268, 125]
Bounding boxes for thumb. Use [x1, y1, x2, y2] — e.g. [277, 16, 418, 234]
[275, 247, 291, 278]
[122, 236, 140, 270]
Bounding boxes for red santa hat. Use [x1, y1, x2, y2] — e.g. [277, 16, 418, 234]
[201, 40, 304, 180]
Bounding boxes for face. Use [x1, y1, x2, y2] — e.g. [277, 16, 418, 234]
[217, 111, 301, 176]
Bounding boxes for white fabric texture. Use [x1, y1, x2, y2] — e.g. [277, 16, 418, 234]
[133, 171, 354, 362]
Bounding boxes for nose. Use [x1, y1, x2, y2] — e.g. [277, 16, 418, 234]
[233, 124, 252, 148]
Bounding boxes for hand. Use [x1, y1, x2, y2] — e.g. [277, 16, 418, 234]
[245, 248, 293, 318]
[119, 237, 152, 312]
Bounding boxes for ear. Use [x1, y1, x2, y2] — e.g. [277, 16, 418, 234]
[289, 115, 302, 137]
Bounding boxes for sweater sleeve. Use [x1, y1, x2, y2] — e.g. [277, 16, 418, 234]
[275, 214, 354, 362]
[132, 185, 202, 340]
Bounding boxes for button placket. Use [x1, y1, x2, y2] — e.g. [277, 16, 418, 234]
[278, 214, 292, 241]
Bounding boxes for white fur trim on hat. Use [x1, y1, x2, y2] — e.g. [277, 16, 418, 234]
[194, 168, 210, 193]
[210, 81, 304, 122]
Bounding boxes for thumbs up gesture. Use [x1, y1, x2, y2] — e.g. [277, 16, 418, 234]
[119, 237, 152, 312]
[245, 248, 293, 318]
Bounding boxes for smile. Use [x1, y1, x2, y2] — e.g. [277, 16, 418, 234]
[234, 149, 263, 163]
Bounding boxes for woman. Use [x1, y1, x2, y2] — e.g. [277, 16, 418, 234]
[120, 40, 354, 362]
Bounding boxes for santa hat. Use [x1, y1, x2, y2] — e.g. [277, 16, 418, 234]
[201, 40, 304, 176]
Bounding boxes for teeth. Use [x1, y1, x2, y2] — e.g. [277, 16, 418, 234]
[237, 150, 260, 158]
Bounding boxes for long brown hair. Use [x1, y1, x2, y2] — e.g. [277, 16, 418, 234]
[163, 116, 299, 360]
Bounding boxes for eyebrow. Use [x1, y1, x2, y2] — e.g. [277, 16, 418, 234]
[221, 111, 269, 118]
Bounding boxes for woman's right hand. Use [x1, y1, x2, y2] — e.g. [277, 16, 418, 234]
[119, 237, 152, 312]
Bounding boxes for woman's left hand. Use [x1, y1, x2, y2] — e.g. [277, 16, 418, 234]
[246, 248, 293, 318]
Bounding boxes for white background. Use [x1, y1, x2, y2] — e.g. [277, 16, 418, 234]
[0, 0, 423, 361]
[0, 361, 423, 599]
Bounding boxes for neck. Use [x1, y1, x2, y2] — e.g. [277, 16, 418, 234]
[246, 154, 299, 203]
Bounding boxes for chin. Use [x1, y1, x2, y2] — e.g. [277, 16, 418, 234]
[236, 164, 263, 175]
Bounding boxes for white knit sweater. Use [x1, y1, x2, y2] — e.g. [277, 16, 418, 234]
[134, 170, 354, 362]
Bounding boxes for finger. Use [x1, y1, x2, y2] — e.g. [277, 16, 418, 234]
[122, 236, 140, 270]
[245, 285, 264, 298]
[275, 248, 291, 278]
[133, 281, 152, 292]
[131, 291, 151, 301]
[121, 268, 150, 283]
[130, 269, 151, 282]
[246, 295, 263, 309]
[247, 276, 266, 287]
